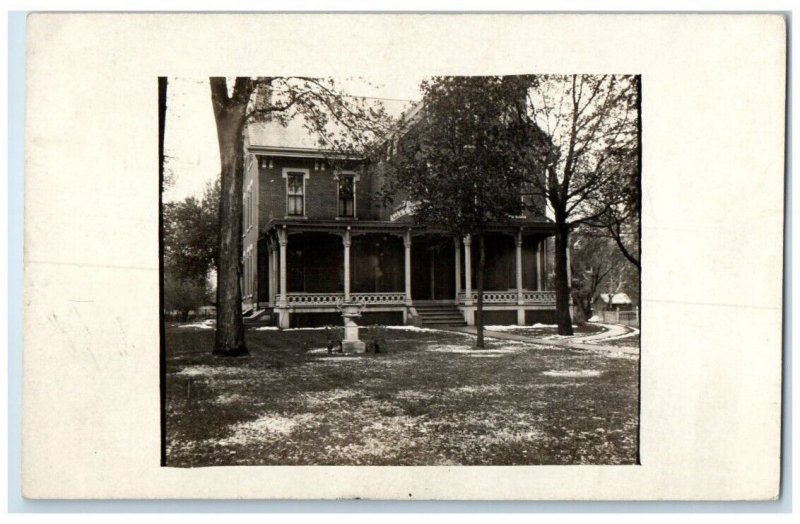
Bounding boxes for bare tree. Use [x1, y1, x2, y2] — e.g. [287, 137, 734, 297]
[521, 75, 639, 335]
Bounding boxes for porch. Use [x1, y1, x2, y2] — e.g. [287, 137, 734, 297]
[257, 221, 557, 328]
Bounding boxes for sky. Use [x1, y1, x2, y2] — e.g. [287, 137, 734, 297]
[162, 76, 426, 203]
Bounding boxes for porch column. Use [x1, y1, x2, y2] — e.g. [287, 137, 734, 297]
[266, 243, 273, 306]
[343, 228, 352, 301]
[535, 238, 542, 291]
[277, 228, 288, 306]
[403, 230, 412, 305]
[276, 228, 290, 328]
[516, 230, 525, 325]
[272, 241, 279, 304]
[454, 237, 462, 300]
[516, 230, 524, 305]
[463, 235, 473, 306]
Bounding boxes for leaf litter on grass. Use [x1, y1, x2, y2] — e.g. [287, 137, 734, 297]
[165, 323, 639, 466]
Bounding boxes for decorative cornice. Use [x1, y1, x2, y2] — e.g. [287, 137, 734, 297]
[249, 145, 363, 160]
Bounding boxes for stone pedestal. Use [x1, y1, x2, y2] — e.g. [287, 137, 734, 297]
[337, 299, 366, 353]
[342, 319, 366, 353]
[276, 307, 290, 329]
[342, 340, 366, 353]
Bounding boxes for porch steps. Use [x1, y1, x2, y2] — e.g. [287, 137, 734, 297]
[243, 308, 271, 325]
[414, 304, 467, 327]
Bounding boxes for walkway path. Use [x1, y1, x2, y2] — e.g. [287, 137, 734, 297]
[574, 323, 630, 343]
[448, 323, 639, 357]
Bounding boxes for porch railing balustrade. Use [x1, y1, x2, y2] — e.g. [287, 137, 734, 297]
[456, 290, 556, 305]
[522, 291, 558, 304]
[281, 292, 406, 307]
[351, 292, 407, 304]
[284, 293, 343, 306]
[277, 290, 556, 307]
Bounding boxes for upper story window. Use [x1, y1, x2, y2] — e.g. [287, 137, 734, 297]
[243, 186, 254, 231]
[335, 171, 360, 218]
[338, 175, 355, 217]
[283, 169, 309, 217]
[287, 174, 304, 215]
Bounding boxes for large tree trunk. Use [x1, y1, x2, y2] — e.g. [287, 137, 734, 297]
[210, 78, 251, 356]
[554, 225, 574, 335]
[475, 232, 486, 349]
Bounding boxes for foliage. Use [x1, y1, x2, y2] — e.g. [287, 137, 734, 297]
[163, 179, 220, 284]
[569, 229, 637, 321]
[164, 270, 211, 321]
[382, 76, 539, 347]
[383, 76, 534, 235]
[249, 77, 395, 162]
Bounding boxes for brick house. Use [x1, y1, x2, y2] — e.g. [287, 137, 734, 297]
[241, 110, 558, 328]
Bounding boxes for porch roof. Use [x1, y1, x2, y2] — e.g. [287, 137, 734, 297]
[264, 219, 419, 235]
[263, 218, 557, 237]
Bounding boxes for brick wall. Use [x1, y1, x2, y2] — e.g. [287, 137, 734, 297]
[242, 152, 260, 305]
[256, 156, 377, 225]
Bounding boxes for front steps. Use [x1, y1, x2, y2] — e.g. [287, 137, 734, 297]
[243, 308, 271, 325]
[414, 304, 467, 327]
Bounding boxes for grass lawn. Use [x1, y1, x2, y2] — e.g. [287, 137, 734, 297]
[484, 322, 608, 339]
[600, 334, 641, 349]
[164, 324, 639, 466]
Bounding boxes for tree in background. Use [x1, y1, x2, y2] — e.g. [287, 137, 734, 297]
[164, 272, 211, 321]
[383, 76, 535, 348]
[569, 228, 637, 321]
[209, 77, 392, 356]
[584, 86, 641, 273]
[163, 179, 220, 321]
[163, 179, 220, 283]
[521, 75, 639, 335]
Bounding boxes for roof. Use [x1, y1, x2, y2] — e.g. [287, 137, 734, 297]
[246, 115, 331, 152]
[264, 218, 556, 235]
[245, 98, 416, 153]
[598, 293, 633, 305]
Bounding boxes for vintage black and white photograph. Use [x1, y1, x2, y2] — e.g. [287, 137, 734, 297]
[20, 11, 785, 501]
[160, 74, 642, 467]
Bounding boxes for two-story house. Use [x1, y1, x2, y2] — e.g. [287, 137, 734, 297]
[241, 110, 558, 329]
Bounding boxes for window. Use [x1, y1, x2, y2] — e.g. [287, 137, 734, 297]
[286, 172, 305, 216]
[242, 184, 256, 231]
[338, 175, 355, 217]
[245, 190, 252, 229]
[250, 190, 255, 227]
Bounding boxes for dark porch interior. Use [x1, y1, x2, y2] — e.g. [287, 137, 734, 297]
[287, 232, 344, 293]
[412, 235, 455, 301]
[463, 233, 543, 291]
[351, 234, 404, 293]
